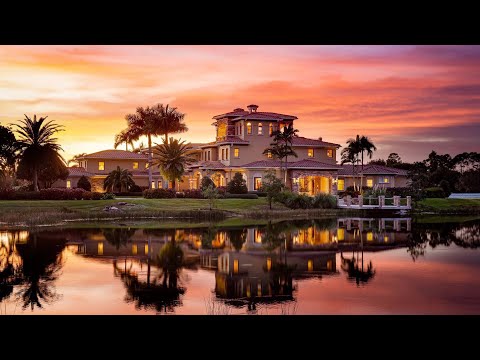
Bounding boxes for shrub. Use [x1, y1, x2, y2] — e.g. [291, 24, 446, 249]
[200, 177, 215, 191]
[143, 188, 176, 199]
[439, 179, 451, 197]
[0, 188, 105, 200]
[91, 192, 103, 200]
[225, 193, 259, 199]
[226, 172, 248, 194]
[423, 187, 445, 198]
[285, 194, 313, 209]
[183, 189, 204, 199]
[338, 189, 361, 198]
[77, 176, 92, 191]
[130, 184, 143, 192]
[216, 186, 227, 198]
[249, 191, 267, 197]
[202, 185, 220, 210]
[101, 193, 116, 200]
[113, 192, 143, 197]
[312, 193, 337, 209]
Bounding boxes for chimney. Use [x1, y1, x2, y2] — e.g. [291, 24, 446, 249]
[233, 108, 244, 112]
[318, 137, 322, 141]
[247, 104, 259, 113]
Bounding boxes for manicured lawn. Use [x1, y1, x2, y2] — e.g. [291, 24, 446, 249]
[416, 198, 480, 213]
[0, 197, 272, 212]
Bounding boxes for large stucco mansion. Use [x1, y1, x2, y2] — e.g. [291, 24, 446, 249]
[60, 104, 408, 194]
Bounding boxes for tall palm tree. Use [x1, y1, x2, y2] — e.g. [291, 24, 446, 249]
[358, 135, 377, 190]
[104, 166, 135, 192]
[67, 153, 87, 167]
[341, 144, 360, 191]
[12, 115, 64, 191]
[264, 123, 299, 186]
[152, 138, 196, 191]
[119, 104, 188, 189]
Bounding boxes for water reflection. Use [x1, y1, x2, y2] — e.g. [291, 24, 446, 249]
[1, 216, 480, 314]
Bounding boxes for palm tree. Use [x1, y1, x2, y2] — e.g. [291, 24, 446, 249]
[114, 128, 136, 151]
[153, 138, 196, 191]
[341, 144, 360, 191]
[264, 123, 299, 186]
[67, 153, 87, 167]
[358, 135, 377, 191]
[120, 104, 188, 189]
[104, 166, 135, 192]
[12, 115, 64, 191]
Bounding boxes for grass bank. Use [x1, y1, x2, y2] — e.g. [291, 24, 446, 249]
[414, 198, 480, 215]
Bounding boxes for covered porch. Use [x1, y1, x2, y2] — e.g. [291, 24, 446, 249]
[290, 170, 338, 196]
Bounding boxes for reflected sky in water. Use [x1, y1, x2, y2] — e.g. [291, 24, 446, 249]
[1, 216, 479, 314]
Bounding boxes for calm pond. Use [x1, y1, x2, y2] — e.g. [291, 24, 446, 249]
[1, 216, 479, 315]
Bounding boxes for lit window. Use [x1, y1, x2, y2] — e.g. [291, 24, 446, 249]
[132, 244, 137, 255]
[254, 177, 262, 190]
[145, 244, 149, 255]
[151, 181, 156, 189]
[308, 148, 314, 157]
[383, 177, 390, 183]
[326, 259, 333, 271]
[246, 284, 251, 298]
[257, 283, 262, 297]
[384, 236, 389, 242]
[367, 232, 373, 241]
[308, 259, 313, 271]
[367, 179, 373, 187]
[157, 180, 162, 189]
[98, 161, 105, 171]
[327, 149, 333, 158]
[247, 122, 252, 135]
[267, 151, 272, 159]
[226, 148, 229, 160]
[269, 123, 274, 135]
[255, 229, 262, 243]
[234, 148, 239, 158]
[266, 258, 272, 271]
[97, 242, 104, 255]
[337, 228, 345, 241]
[233, 259, 239, 274]
[258, 123, 263, 135]
[66, 180, 71, 189]
[337, 179, 345, 191]
[133, 162, 139, 169]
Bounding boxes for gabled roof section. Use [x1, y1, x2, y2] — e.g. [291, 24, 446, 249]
[79, 150, 147, 160]
[188, 161, 226, 170]
[67, 167, 95, 177]
[241, 160, 283, 168]
[288, 159, 341, 170]
[199, 136, 249, 148]
[292, 136, 341, 148]
[338, 164, 408, 176]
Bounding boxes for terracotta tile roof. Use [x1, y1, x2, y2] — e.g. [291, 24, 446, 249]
[288, 159, 341, 170]
[231, 112, 297, 121]
[291, 136, 341, 148]
[212, 110, 250, 119]
[215, 136, 250, 145]
[338, 164, 407, 176]
[241, 160, 283, 168]
[79, 150, 147, 160]
[189, 161, 226, 170]
[67, 167, 95, 177]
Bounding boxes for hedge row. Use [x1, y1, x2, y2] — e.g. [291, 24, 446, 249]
[276, 191, 337, 209]
[0, 188, 106, 200]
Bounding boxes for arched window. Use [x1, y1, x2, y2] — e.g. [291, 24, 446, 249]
[269, 123, 274, 135]
[247, 122, 252, 135]
[258, 123, 263, 135]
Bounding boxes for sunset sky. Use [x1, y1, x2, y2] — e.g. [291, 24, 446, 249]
[1, 45, 479, 162]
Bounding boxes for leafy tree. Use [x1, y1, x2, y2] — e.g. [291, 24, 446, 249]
[202, 185, 220, 210]
[118, 104, 188, 188]
[226, 172, 248, 194]
[77, 175, 91, 191]
[16, 147, 68, 189]
[67, 153, 87, 167]
[259, 170, 284, 209]
[0, 124, 18, 173]
[369, 158, 386, 166]
[227, 229, 247, 251]
[263, 123, 298, 186]
[200, 176, 216, 191]
[386, 152, 402, 167]
[104, 166, 135, 192]
[153, 138, 196, 190]
[456, 170, 480, 192]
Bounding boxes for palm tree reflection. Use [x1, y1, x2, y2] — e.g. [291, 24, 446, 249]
[340, 249, 375, 286]
[115, 239, 187, 313]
